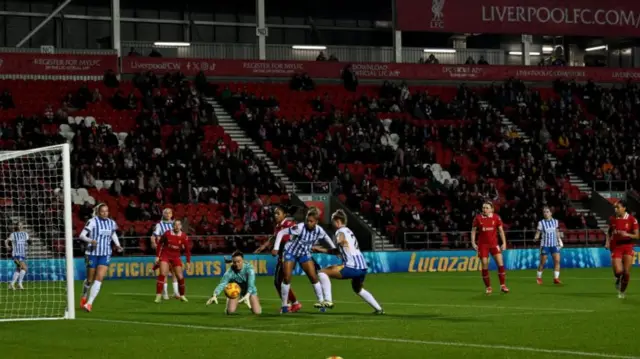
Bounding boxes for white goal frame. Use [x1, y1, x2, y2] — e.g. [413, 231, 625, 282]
[0, 143, 75, 322]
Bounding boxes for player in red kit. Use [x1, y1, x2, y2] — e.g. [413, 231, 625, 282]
[606, 200, 639, 299]
[155, 219, 191, 303]
[471, 202, 509, 295]
[255, 205, 302, 312]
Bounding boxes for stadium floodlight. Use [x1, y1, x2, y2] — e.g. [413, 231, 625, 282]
[291, 45, 327, 50]
[153, 42, 191, 47]
[585, 45, 607, 52]
[542, 46, 554, 54]
[423, 48, 456, 53]
[0, 144, 75, 322]
[509, 51, 541, 56]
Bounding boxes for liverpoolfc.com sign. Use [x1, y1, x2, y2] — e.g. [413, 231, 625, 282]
[481, 7, 640, 28]
[396, 0, 640, 37]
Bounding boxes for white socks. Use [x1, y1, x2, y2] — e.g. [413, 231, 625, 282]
[312, 282, 324, 302]
[280, 283, 291, 307]
[82, 280, 91, 298]
[18, 270, 25, 284]
[172, 279, 179, 295]
[318, 272, 332, 302]
[88, 280, 102, 305]
[358, 289, 382, 311]
[162, 279, 179, 296]
[537, 271, 560, 279]
[11, 271, 19, 285]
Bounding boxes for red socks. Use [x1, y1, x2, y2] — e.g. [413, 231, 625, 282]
[621, 273, 631, 293]
[482, 269, 491, 287]
[498, 266, 506, 286]
[156, 275, 165, 294]
[178, 278, 185, 296]
[288, 288, 297, 303]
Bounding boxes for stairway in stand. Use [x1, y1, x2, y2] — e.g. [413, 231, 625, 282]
[207, 98, 399, 250]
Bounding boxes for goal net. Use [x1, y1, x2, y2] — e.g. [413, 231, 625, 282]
[0, 144, 75, 321]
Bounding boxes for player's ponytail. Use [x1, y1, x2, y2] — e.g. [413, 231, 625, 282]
[331, 209, 347, 225]
[306, 206, 321, 220]
[93, 203, 106, 217]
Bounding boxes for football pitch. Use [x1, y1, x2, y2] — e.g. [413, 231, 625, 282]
[2, 268, 640, 359]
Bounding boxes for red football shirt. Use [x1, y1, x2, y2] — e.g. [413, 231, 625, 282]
[275, 218, 296, 244]
[157, 230, 191, 262]
[473, 214, 503, 246]
[609, 213, 638, 246]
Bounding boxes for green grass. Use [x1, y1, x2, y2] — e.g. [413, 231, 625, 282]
[1, 268, 640, 359]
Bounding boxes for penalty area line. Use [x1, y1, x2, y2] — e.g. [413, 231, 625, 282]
[112, 292, 595, 313]
[80, 318, 639, 359]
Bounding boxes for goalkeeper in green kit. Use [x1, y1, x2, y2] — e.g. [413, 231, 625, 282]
[206, 251, 262, 315]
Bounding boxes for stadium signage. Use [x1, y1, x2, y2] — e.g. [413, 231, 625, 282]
[396, 0, 640, 37]
[121, 57, 640, 84]
[4, 52, 640, 83]
[2, 248, 639, 281]
[0, 53, 116, 75]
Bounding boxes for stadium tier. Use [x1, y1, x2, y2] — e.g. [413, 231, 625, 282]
[0, 78, 290, 256]
[216, 80, 606, 247]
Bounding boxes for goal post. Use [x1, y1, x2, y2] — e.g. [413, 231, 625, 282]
[0, 143, 75, 322]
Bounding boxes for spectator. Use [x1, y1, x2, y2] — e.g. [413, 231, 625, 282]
[125, 200, 141, 221]
[0, 90, 15, 109]
[149, 48, 162, 57]
[43, 105, 54, 123]
[103, 69, 119, 88]
[478, 56, 489, 65]
[128, 47, 141, 56]
[328, 54, 339, 62]
[425, 54, 439, 64]
[341, 64, 358, 92]
[465, 56, 476, 65]
[316, 51, 327, 61]
[92, 88, 103, 103]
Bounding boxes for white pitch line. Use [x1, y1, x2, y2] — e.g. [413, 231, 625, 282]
[112, 292, 595, 313]
[80, 318, 640, 359]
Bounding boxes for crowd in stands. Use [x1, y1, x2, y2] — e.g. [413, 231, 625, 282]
[0, 71, 293, 255]
[219, 77, 604, 249]
[0, 68, 616, 254]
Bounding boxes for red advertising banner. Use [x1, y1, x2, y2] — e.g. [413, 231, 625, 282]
[122, 56, 640, 83]
[396, 0, 640, 37]
[0, 53, 117, 76]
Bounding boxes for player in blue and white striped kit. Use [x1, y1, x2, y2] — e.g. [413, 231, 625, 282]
[151, 208, 179, 300]
[5, 223, 29, 290]
[317, 210, 384, 314]
[273, 207, 336, 313]
[79, 203, 122, 312]
[534, 207, 563, 285]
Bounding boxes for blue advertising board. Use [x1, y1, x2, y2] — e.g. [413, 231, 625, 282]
[2, 247, 640, 281]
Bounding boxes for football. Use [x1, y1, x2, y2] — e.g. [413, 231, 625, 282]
[224, 282, 241, 299]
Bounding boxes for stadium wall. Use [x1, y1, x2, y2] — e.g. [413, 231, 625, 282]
[2, 248, 640, 281]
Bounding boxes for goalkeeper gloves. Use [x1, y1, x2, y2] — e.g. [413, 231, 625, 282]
[206, 295, 218, 306]
[238, 293, 252, 309]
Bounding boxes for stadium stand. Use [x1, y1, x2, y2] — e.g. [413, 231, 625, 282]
[217, 78, 606, 248]
[0, 77, 289, 255]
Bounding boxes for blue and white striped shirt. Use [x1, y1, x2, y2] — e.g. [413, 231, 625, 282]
[83, 217, 118, 256]
[9, 231, 29, 258]
[153, 221, 174, 237]
[283, 223, 335, 257]
[336, 227, 367, 270]
[537, 218, 560, 247]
